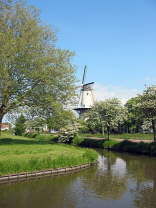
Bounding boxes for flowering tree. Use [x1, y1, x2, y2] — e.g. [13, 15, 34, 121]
[137, 86, 156, 141]
[86, 98, 127, 140]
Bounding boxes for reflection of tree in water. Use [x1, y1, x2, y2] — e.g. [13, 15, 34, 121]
[1, 151, 156, 208]
[119, 154, 156, 208]
[82, 151, 128, 200]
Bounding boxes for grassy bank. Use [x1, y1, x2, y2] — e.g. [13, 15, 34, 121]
[110, 140, 156, 156]
[81, 133, 153, 140]
[0, 133, 98, 176]
[78, 136, 156, 156]
[81, 137, 156, 156]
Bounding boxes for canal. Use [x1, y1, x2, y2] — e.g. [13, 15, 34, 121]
[0, 150, 156, 208]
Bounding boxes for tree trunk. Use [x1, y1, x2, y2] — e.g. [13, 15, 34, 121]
[152, 119, 156, 142]
[0, 113, 4, 136]
[107, 126, 110, 140]
[102, 123, 104, 138]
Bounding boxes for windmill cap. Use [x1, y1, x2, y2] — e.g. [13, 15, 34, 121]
[83, 82, 95, 86]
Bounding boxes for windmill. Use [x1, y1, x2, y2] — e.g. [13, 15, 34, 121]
[74, 66, 95, 117]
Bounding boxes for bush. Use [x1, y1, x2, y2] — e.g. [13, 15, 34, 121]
[14, 115, 26, 136]
[35, 134, 58, 143]
[79, 139, 104, 148]
[103, 140, 119, 149]
[24, 132, 38, 138]
[150, 142, 156, 156]
[58, 125, 79, 144]
[111, 140, 156, 156]
[72, 135, 84, 146]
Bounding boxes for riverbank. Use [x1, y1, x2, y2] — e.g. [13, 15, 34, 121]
[78, 137, 156, 156]
[0, 133, 98, 176]
[80, 133, 153, 141]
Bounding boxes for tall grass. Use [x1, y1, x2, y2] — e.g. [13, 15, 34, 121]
[0, 134, 98, 175]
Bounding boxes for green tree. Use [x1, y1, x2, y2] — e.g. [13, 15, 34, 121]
[85, 110, 102, 134]
[47, 107, 76, 131]
[86, 98, 127, 139]
[124, 97, 143, 133]
[137, 86, 156, 141]
[14, 114, 26, 135]
[0, 0, 76, 133]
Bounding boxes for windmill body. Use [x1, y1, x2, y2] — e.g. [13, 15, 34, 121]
[74, 66, 95, 117]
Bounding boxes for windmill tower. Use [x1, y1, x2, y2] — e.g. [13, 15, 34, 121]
[74, 66, 95, 117]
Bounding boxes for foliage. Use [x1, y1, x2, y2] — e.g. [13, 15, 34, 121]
[103, 140, 119, 149]
[47, 107, 76, 131]
[58, 123, 80, 144]
[85, 98, 127, 139]
[84, 109, 102, 133]
[24, 132, 38, 138]
[14, 114, 26, 135]
[141, 120, 152, 133]
[111, 140, 156, 156]
[0, 0, 76, 126]
[72, 134, 84, 146]
[124, 97, 143, 133]
[79, 138, 105, 148]
[137, 86, 156, 141]
[25, 117, 46, 133]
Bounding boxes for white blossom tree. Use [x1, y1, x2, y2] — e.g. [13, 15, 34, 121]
[86, 98, 127, 140]
[137, 86, 156, 141]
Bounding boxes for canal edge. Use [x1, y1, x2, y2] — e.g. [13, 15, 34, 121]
[0, 161, 97, 184]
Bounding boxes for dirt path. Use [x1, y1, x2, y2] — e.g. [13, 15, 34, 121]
[85, 136, 153, 143]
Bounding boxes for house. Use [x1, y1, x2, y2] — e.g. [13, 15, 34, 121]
[0, 123, 10, 131]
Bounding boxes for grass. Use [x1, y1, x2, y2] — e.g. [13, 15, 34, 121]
[103, 140, 120, 148]
[0, 133, 98, 176]
[110, 133, 153, 140]
[111, 140, 156, 156]
[81, 133, 154, 140]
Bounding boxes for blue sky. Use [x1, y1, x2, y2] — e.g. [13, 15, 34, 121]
[27, 0, 156, 102]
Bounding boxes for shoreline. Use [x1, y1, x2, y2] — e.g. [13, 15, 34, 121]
[0, 162, 97, 184]
[79, 138, 156, 156]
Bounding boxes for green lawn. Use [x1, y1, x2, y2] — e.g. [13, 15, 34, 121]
[110, 133, 153, 140]
[0, 133, 98, 175]
[81, 133, 154, 140]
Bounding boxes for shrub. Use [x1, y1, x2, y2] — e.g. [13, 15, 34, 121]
[112, 140, 154, 155]
[58, 125, 79, 144]
[72, 135, 84, 146]
[150, 142, 156, 156]
[103, 140, 119, 149]
[24, 132, 38, 138]
[14, 115, 26, 136]
[79, 139, 104, 148]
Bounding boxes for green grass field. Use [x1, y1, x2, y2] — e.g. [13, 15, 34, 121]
[0, 133, 98, 176]
[81, 133, 154, 140]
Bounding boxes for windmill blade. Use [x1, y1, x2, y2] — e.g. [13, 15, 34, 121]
[82, 65, 87, 84]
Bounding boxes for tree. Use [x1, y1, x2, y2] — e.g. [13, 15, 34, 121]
[0, 1, 76, 133]
[86, 98, 127, 139]
[14, 114, 26, 135]
[137, 86, 156, 141]
[124, 97, 143, 133]
[47, 107, 76, 131]
[84, 110, 102, 134]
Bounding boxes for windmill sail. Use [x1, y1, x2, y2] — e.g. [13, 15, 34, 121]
[74, 66, 95, 117]
[82, 65, 87, 84]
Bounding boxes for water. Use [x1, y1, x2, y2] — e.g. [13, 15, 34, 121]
[0, 150, 156, 208]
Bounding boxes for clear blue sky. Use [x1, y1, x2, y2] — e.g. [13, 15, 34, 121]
[27, 0, 156, 101]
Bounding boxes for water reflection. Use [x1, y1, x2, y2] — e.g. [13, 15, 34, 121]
[0, 150, 156, 208]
